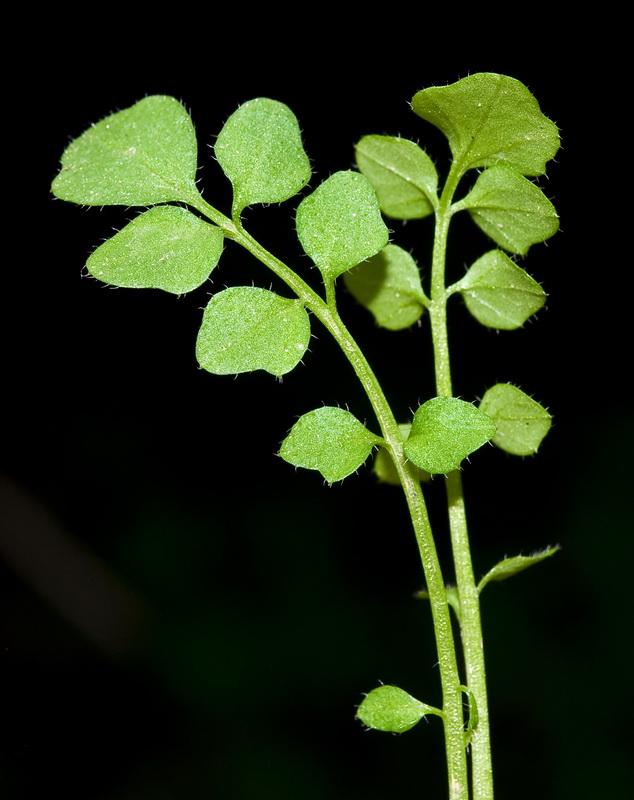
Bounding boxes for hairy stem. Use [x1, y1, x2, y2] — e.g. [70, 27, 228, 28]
[429, 167, 494, 800]
[192, 192, 469, 799]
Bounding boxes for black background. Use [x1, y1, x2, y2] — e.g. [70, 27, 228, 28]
[3, 29, 630, 800]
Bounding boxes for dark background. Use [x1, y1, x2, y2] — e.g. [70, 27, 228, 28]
[3, 33, 630, 800]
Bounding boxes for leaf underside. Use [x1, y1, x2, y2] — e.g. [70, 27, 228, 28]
[478, 546, 560, 592]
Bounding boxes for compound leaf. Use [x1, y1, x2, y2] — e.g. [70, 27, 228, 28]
[479, 384, 551, 455]
[357, 685, 442, 733]
[455, 166, 559, 255]
[86, 206, 223, 294]
[458, 250, 545, 330]
[404, 397, 496, 474]
[412, 73, 560, 178]
[478, 546, 560, 593]
[296, 171, 389, 282]
[279, 407, 380, 484]
[215, 98, 311, 217]
[52, 96, 199, 206]
[355, 135, 438, 219]
[343, 244, 427, 330]
[196, 287, 310, 377]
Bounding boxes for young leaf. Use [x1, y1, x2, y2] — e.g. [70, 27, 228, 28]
[355, 135, 438, 219]
[279, 407, 380, 484]
[374, 424, 430, 485]
[86, 206, 223, 294]
[412, 73, 560, 178]
[477, 546, 560, 593]
[357, 685, 442, 733]
[343, 244, 427, 330]
[479, 384, 551, 455]
[461, 686, 479, 744]
[454, 166, 559, 255]
[196, 287, 310, 377]
[404, 397, 496, 474]
[215, 98, 311, 217]
[457, 250, 546, 330]
[296, 171, 389, 282]
[51, 96, 199, 206]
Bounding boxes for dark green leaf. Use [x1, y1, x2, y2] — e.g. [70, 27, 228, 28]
[455, 166, 559, 255]
[479, 384, 551, 455]
[279, 407, 380, 484]
[51, 96, 199, 206]
[478, 546, 560, 593]
[196, 287, 310, 377]
[296, 171, 389, 282]
[404, 397, 496, 474]
[357, 685, 442, 733]
[215, 98, 311, 217]
[355, 135, 438, 219]
[86, 206, 223, 294]
[412, 73, 560, 177]
[457, 250, 545, 329]
[343, 244, 426, 330]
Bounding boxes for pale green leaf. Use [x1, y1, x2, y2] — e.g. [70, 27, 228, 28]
[279, 407, 380, 484]
[343, 244, 426, 330]
[455, 166, 559, 255]
[479, 384, 552, 455]
[478, 546, 560, 593]
[374, 424, 430, 485]
[296, 171, 389, 281]
[356, 685, 441, 733]
[215, 98, 311, 217]
[355, 135, 438, 219]
[404, 397, 496, 474]
[51, 96, 199, 206]
[412, 73, 560, 177]
[196, 287, 310, 377]
[457, 250, 545, 330]
[86, 206, 223, 294]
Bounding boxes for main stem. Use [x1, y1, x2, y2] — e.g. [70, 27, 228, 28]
[429, 169, 494, 800]
[190, 194, 469, 799]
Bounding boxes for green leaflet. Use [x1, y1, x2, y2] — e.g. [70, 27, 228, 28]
[457, 250, 545, 330]
[86, 206, 223, 294]
[196, 287, 310, 377]
[279, 407, 380, 484]
[478, 546, 560, 593]
[51, 96, 199, 206]
[296, 171, 389, 282]
[455, 166, 559, 255]
[343, 244, 427, 330]
[479, 384, 551, 455]
[356, 685, 442, 733]
[215, 98, 311, 218]
[355, 135, 438, 219]
[412, 73, 560, 178]
[404, 397, 496, 474]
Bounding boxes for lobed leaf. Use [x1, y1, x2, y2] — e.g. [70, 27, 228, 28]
[478, 546, 560, 593]
[455, 165, 559, 255]
[356, 685, 441, 733]
[355, 135, 438, 219]
[404, 397, 496, 474]
[279, 407, 380, 484]
[51, 96, 199, 206]
[458, 250, 546, 330]
[296, 171, 389, 282]
[215, 98, 311, 217]
[479, 384, 551, 455]
[343, 244, 426, 330]
[196, 287, 310, 377]
[412, 73, 560, 178]
[86, 206, 223, 294]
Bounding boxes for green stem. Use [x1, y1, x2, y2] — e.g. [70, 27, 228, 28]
[429, 168, 494, 800]
[192, 193, 469, 799]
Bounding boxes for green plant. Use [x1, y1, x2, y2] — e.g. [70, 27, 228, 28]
[51, 73, 560, 800]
